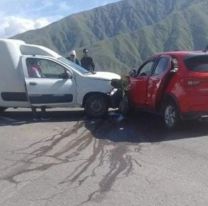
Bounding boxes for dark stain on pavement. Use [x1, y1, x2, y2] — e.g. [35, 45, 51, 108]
[2, 110, 207, 204]
[0, 121, 85, 184]
[0, 115, 142, 204]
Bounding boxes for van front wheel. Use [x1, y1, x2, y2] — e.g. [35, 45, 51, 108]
[84, 94, 108, 118]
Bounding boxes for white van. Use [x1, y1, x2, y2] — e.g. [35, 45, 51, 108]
[0, 39, 120, 117]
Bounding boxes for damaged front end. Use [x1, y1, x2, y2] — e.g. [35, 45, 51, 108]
[110, 76, 130, 108]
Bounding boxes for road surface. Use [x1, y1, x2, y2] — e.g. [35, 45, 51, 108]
[0, 108, 208, 206]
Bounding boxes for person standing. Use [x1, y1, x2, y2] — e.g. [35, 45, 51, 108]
[81, 48, 95, 72]
[67, 50, 80, 65]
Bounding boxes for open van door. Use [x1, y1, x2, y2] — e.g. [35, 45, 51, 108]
[22, 56, 76, 107]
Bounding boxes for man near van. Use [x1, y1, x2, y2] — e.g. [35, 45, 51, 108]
[81, 48, 95, 72]
[67, 50, 80, 65]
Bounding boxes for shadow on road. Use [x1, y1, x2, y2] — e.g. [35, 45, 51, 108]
[0, 109, 85, 126]
[1, 109, 208, 143]
[1, 109, 208, 202]
[85, 111, 208, 143]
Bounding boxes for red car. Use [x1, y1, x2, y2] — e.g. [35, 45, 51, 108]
[121, 50, 208, 128]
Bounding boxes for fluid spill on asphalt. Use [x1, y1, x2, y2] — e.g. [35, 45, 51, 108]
[0, 115, 142, 204]
[0, 121, 85, 184]
[59, 118, 142, 204]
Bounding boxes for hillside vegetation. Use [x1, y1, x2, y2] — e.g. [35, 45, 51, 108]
[13, 0, 208, 74]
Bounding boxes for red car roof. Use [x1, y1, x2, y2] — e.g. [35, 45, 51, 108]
[155, 50, 208, 58]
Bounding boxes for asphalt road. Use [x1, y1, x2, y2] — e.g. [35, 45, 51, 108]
[0, 108, 208, 206]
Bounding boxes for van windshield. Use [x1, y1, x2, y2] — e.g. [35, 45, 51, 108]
[58, 57, 89, 74]
[185, 55, 208, 72]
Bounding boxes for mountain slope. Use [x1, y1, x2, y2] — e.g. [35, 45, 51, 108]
[76, 0, 208, 73]
[13, 0, 208, 74]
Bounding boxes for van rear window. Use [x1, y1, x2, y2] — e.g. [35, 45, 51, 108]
[184, 55, 208, 72]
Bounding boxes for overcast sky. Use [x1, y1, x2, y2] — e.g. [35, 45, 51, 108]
[0, 0, 120, 38]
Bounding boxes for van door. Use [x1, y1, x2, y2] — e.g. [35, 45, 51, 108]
[146, 56, 171, 109]
[22, 57, 76, 107]
[128, 60, 155, 107]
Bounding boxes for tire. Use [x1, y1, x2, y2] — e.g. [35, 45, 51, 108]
[0, 107, 7, 113]
[162, 100, 180, 129]
[84, 94, 108, 118]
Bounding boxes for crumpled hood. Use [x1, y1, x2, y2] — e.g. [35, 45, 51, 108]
[86, 71, 121, 80]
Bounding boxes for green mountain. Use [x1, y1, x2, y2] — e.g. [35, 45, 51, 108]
[13, 0, 208, 74]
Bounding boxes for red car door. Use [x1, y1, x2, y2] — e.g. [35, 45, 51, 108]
[128, 60, 156, 107]
[146, 55, 172, 109]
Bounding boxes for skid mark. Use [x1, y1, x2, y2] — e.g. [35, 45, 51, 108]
[57, 119, 142, 204]
[0, 121, 88, 184]
[1, 117, 142, 205]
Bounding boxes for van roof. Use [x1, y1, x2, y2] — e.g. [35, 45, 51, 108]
[0, 38, 60, 58]
[0, 38, 25, 44]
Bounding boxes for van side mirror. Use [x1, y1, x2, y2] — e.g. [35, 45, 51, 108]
[67, 71, 73, 79]
[62, 71, 72, 79]
[129, 69, 137, 77]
